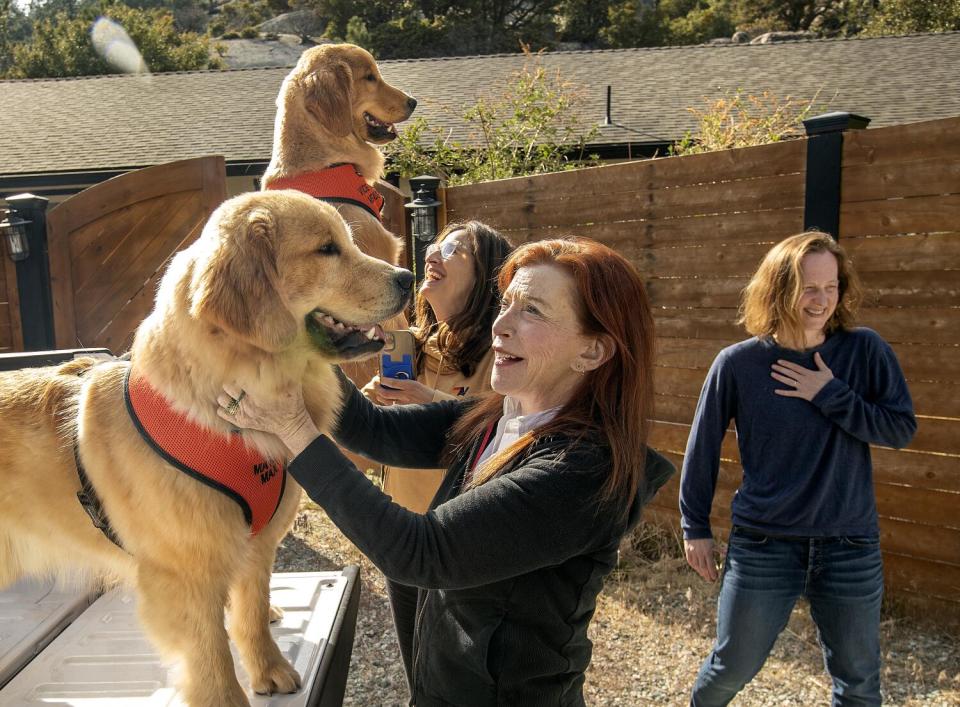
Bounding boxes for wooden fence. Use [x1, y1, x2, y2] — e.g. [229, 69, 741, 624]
[443, 115, 960, 620]
[0, 256, 23, 353]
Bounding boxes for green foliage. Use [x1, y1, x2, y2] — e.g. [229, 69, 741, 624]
[4, 0, 221, 78]
[602, 0, 735, 47]
[342, 15, 369, 47]
[727, 0, 825, 32]
[385, 57, 600, 185]
[670, 89, 822, 156]
[5, 0, 957, 81]
[302, 0, 561, 58]
[217, 0, 270, 33]
[860, 0, 960, 36]
[364, 13, 451, 59]
[557, 0, 612, 44]
[667, 1, 735, 43]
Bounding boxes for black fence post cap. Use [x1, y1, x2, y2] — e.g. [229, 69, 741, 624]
[803, 112, 871, 136]
[4, 193, 50, 211]
[408, 175, 441, 193]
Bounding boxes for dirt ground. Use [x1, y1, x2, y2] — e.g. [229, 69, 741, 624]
[274, 501, 960, 707]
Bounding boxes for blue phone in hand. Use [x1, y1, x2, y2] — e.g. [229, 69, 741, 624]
[380, 330, 416, 390]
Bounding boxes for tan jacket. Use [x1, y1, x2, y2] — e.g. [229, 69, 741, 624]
[367, 332, 495, 513]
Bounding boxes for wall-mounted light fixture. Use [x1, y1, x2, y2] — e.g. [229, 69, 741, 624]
[0, 212, 32, 262]
[404, 175, 442, 285]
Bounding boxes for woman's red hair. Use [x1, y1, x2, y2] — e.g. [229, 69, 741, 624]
[448, 238, 655, 516]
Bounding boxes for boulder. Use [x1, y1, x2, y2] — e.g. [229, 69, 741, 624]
[256, 10, 326, 37]
[750, 31, 817, 44]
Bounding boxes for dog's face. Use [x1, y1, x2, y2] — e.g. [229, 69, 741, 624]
[188, 190, 413, 359]
[288, 43, 416, 144]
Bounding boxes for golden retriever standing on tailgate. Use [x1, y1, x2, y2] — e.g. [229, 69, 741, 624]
[0, 190, 412, 707]
[262, 42, 417, 264]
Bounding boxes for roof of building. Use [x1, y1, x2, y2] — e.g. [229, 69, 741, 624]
[3, 31, 960, 178]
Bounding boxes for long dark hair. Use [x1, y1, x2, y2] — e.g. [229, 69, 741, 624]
[412, 221, 514, 377]
[449, 238, 656, 516]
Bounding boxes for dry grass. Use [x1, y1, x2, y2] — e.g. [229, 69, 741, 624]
[275, 503, 960, 706]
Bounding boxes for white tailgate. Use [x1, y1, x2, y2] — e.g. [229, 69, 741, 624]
[0, 580, 96, 689]
[0, 572, 350, 706]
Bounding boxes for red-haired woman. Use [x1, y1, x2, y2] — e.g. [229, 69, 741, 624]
[217, 238, 674, 706]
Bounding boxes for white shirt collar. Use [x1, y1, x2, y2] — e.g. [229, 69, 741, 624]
[474, 397, 562, 469]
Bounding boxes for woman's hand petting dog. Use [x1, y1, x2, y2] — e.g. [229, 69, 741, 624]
[218, 383, 319, 458]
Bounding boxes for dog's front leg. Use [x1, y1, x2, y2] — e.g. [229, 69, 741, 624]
[228, 485, 302, 696]
[137, 560, 251, 707]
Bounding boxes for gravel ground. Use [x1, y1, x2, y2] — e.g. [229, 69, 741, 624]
[274, 501, 960, 707]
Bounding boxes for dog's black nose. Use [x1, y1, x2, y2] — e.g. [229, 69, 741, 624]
[395, 269, 414, 294]
[406, 97, 418, 112]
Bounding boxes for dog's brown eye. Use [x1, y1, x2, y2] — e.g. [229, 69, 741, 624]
[365, 73, 376, 82]
[316, 242, 339, 256]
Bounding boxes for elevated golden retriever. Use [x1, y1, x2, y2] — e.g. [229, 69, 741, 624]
[262, 42, 416, 265]
[0, 190, 412, 707]
[263, 42, 418, 465]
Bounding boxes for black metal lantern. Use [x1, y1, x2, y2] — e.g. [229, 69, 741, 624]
[404, 175, 442, 284]
[0, 212, 31, 262]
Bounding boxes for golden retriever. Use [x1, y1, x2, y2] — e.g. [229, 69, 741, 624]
[262, 42, 416, 265]
[0, 190, 412, 707]
[263, 42, 418, 468]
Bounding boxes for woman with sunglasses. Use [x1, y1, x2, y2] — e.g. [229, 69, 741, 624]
[360, 220, 513, 695]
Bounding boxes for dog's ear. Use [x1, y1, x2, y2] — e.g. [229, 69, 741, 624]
[303, 58, 354, 137]
[189, 207, 299, 352]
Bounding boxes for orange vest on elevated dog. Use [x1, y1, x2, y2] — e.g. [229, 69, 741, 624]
[265, 163, 385, 222]
[124, 370, 285, 535]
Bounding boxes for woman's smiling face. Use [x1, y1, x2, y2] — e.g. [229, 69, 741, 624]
[491, 263, 596, 415]
[795, 250, 839, 346]
[419, 229, 475, 321]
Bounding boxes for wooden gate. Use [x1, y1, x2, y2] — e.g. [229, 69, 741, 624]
[0, 257, 24, 353]
[46, 157, 227, 353]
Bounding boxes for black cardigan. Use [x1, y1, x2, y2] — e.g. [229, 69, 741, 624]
[288, 376, 674, 706]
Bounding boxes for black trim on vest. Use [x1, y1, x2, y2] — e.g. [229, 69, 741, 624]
[74, 435, 126, 550]
[318, 195, 382, 220]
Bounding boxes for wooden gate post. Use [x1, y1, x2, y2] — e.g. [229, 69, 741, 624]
[5, 194, 54, 350]
[802, 112, 871, 239]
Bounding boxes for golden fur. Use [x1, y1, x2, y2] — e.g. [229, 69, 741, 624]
[262, 42, 416, 265]
[263, 43, 417, 447]
[0, 190, 411, 707]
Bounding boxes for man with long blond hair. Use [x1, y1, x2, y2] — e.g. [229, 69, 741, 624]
[680, 231, 916, 706]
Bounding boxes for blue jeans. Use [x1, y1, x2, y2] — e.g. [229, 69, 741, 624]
[690, 527, 884, 707]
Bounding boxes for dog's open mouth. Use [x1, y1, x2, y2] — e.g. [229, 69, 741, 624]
[364, 111, 397, 141]
[305, 310, 386, 359]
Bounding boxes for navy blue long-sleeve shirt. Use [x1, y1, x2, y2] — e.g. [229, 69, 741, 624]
[680, 327, 916, 540]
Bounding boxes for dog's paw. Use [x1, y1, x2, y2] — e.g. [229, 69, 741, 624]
[268, 604, 284, 623]
[251, 660, 301, 695]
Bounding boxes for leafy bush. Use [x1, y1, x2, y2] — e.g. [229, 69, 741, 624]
[5, 1, 222, 78]
[670, 89, 824, 156]
[386, 54, 600, 185]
